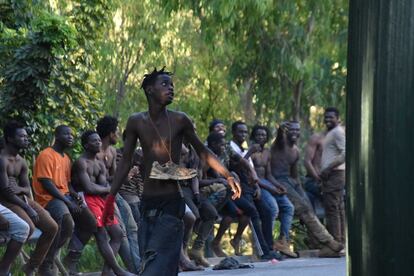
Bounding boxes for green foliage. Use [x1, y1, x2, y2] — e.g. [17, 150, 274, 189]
[0, 0, 109, 157]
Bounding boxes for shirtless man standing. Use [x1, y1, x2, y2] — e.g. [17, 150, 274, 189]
[0, 121, 58, 275]
[267, 121, 344, 257]
[250, 125, 296, 258]
[96, 116, 139, 274]
[104, 67, 241, 276]
[71, 130, 134, 276]
[304, 130, 326, 213]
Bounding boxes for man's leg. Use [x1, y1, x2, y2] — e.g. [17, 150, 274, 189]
[95, 227, 132, 276]
[189, 199, 217, 267]
[256, 189, 278, 248]
[102, 224, 129, 275]
[273, 194, 297, 257]
[24, 199, 59, 274]
[41, 199, 74, 275]
[139, 214, 183, 276]
[116, 195, 140, 274]
[0, 204, 30, 275]
[138, 198, 184, 276]
[233, 195, 273, 258]
[323, 170, 346, 244]
[279, 177, 343, 255]
[64, 202, 97, 276]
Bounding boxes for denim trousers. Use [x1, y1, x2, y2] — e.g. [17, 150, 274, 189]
[138, 196, 185, 276]
[259, 181, 294, 241]
[116, 194, 140, 273]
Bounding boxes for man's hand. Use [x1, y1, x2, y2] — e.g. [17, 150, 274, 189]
[102, 194, 116, 224]
[25, 206, 40, 224]
[248, 144, 262, 154]
[320, 169, 331, 181]
[227, 177, 242, 200]
[254, 187, 261, 200]
[0, 214, 9, 231]
[275, 184, 287, 195]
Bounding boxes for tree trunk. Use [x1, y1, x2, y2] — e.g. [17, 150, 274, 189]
[292, 80, 303, 121]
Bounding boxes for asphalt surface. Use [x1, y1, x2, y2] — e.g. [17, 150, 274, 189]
[180, 257, 346, 276]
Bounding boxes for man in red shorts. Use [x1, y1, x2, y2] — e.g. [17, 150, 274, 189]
[71, 130, 134, 276]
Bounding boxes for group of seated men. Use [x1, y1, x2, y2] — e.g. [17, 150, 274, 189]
[0, 107, 345, 275]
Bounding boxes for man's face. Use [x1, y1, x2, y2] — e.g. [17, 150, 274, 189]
[254, 129, 267, 146]
[56, 127, 74, 148]
[10, 128, 29, 150]
[287, 123, 300, 144]
[86, 133, 102, 154]
[213, 123, 226, 136]
[148, 74, 174, 105]
[324, 111, 339, 130]
[109, 128, 119, 145]
[233, 124, 248, 144]
[210, 138, 226, 156]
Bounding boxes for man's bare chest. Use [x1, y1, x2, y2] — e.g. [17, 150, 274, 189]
[6, 158, 23, 177]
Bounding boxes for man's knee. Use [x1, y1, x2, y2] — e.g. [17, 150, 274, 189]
[42, 219, 59, 239]
[61, 214, 75, 237]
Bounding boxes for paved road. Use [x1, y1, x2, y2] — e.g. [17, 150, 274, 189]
[180, 257, 346, 276]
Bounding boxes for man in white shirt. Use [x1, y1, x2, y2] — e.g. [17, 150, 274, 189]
[320, 107, 346, 246]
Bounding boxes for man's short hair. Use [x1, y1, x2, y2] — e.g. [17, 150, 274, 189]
[3, 121, 25, 143]
[96, 116, 118, 139]
[81, 130, 98, 148]
[54, 125, 70, 136]
[207, 132, 225, 147]
[250, 125, 270, 143]
[231, 121, 246, 133]
[140, 67, 173, 93]
[325, 107, 339, 117]
[209, 119, 224, 133]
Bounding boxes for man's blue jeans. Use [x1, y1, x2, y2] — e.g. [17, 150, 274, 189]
[260, 179, 294, 241]
[116, 194, 140, 273]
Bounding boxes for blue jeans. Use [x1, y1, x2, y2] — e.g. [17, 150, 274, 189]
[116, 194, 140, 273]
[260, 180, 294, 241]
[139, 196, 184, 276]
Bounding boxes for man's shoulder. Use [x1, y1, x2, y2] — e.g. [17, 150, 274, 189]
[331, 125, 345, 137]
[36, 147, 55, 160]
[128, 112, 146, 123]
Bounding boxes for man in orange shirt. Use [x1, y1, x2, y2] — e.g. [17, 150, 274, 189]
[33, 125, 96, 276]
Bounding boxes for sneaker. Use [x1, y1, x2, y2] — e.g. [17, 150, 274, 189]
[149, 161, 198, 180]
[318, 246, 342, 258]
[326, 239, 344, 252]
[188, 248, 210, 267]
[273, 238, 298, 258]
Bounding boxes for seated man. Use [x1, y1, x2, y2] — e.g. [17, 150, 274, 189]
[227, 121, 280, 260]
[0, 121, 58, 275]
[32, 125, 96, 276]
[267, 122, 344, 257]
[0, 204, 30, 275]
[72, 130, 134, 276]
[250, 125, 296, 257]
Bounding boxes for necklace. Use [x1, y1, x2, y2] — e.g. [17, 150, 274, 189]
[147, 110, 173, 162]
